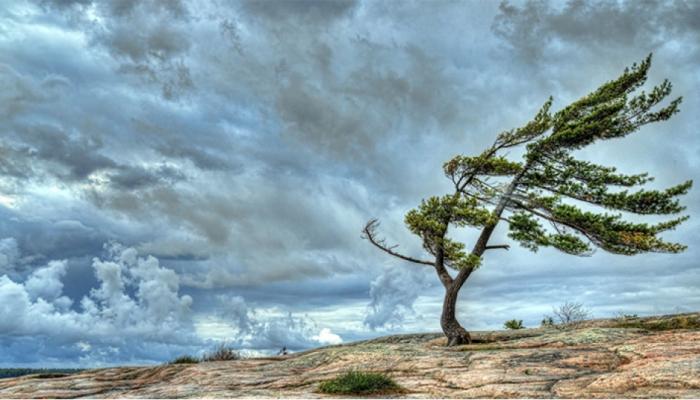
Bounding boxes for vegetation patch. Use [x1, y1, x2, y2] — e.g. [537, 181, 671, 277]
[615, 315, 700, 331]
[201, 344, 241, 362]
[0, 369, 84, 379]
[169, 355, 200, 364]
[504, 319, 525, 330]
[318, 371, 403, 395]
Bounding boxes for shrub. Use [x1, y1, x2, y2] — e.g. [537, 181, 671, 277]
[169, 355, 200, 364]
[201, 343, 241, 362]
[552, 301, 590, 328]
[540, 316, 555, 327]
[318, 371, 401, 395]
[503, 319, 524, 330]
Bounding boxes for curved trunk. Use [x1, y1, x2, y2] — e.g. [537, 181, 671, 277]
[440, 285, 471, 346]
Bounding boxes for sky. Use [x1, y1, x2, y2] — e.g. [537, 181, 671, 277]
[0, 0, 698, 367]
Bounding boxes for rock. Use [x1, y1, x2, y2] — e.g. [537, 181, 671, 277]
[1, 313, 699, 398]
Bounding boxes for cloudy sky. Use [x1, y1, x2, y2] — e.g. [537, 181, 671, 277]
[0, 0, 698, 367]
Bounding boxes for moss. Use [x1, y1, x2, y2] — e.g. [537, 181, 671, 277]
[318, 371, 402, 395]
[615, 315, 700, 331]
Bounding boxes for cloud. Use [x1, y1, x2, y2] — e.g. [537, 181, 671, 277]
[493, 0, 700, 63]
[202, 294, 344, 352]
[312, 327, 343, 345]
[0, 242, 200, 366]
[0, 238, 19, 275]
[24, 260, 68, 302]
[217, 294, 253, 334]
[241, 0, 358, 22]
[364, 264, 431, 330]
[34, 0, 194, 99]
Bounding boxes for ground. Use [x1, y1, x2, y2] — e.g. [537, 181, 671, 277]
[1, 313, 699, 398]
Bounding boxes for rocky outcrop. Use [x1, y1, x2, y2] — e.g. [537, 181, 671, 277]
[1, 313, 699, 398]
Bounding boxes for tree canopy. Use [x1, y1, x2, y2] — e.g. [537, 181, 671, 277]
[366, 54, 690, 271]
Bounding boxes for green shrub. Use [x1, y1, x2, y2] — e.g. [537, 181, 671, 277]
[201, 343, 240, 362]
[318, 371, 401, 395]
[169, 355, 200, 364]
[504, 319, 525, 330]
[541, 316, 555, 327]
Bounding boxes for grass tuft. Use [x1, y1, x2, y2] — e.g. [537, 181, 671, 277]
[318, 370, 402, 395]
[169, 355, 200, 364]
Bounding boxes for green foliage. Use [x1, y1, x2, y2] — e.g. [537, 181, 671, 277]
[169, 355, 200, 364]
[533, 55, 681, 154]
[541, 316, 555, 327]
[404, 194, 489, 269]
[318, 371, 401, 395]
[507, 212, 591, 255]
[504, 319, 525, 330]
[494, 97, 554, 150]
[444, 155, 523, 178]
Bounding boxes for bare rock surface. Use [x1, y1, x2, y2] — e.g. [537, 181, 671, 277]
[1, 313, 699, 398]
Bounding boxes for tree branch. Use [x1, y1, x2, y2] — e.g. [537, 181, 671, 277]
[509, 200, 599, 250]
[362, 219, 435, 267]
[484, 244, 510, 251]
[448, 164, 532, 293]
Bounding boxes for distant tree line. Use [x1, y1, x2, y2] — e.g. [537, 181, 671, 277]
[0, 368, 84, 379]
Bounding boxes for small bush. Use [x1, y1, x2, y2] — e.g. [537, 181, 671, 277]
[201, 343, 240, 362]
[169, 355, 200, 364]
[541, 316, 555, 327]
[504, 319, 525, 330]
[318, 371, 401, 395]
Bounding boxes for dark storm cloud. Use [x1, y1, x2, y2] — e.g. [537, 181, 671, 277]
[241, 0, 358, 22]
[0, 0, 698, 365]
[107, 164, 186, 190]
[37, 0, 194, 99]
[17, 124, 117, 181]
[155, 141, 233, 171]
[493, 0, 700, 62]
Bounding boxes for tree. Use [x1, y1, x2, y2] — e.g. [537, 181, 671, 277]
[362, 55, 691, 346]
[550, 301, 589, 328]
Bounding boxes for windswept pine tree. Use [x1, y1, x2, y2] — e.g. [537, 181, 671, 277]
[362, 55, 692, 346]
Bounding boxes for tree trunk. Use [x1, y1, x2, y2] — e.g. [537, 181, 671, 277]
[440, 284, 471, 346]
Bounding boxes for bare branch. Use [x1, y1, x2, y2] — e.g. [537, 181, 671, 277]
[361, 219, 435, 267]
